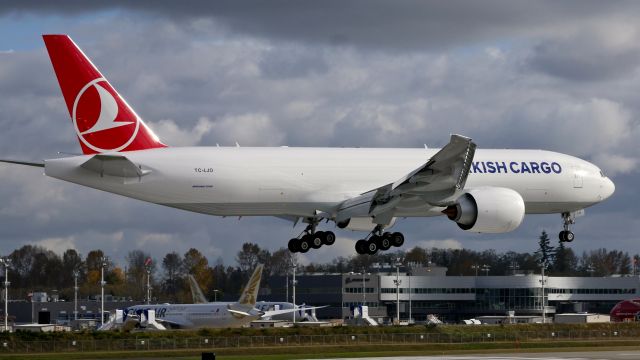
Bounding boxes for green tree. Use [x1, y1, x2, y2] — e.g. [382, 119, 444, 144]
[405, 247, 429, 265]
[553, 240, 577, 275]
[162, 251, 183, 300]
[183, 248, 212, 297]
[535, 230, 555, 266]
[125, 250, 155, 301]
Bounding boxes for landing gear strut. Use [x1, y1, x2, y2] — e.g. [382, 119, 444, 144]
[559, 212, 575, 243]
[355, 225, 404, 255]
[288, 221, 335, 254]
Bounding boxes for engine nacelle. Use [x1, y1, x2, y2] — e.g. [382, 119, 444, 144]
[443, 187, 525, 233]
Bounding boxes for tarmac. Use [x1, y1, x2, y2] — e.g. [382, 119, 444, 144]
[316, 352, 640, 360]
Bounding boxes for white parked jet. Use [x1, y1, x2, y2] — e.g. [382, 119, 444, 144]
[109, 265, 311, 329]
[188, 274, 324, 322]
[0, 35, 615, 255]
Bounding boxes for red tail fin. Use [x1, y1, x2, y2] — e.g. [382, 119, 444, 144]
[43, 34, 166, 154]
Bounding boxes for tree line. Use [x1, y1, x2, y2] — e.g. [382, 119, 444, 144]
[2, 231, 638, 303]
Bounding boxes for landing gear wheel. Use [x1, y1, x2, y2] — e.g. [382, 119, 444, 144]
[391, 232, 404, 247]
[355, 239, 368, 255]
[323, 231, 336, 245]
[559, 230, 575, 243]
[377, 234, 391, 251]
[560, 212, 576, 243]
[309, 233, 323, 249]
[288, 238, 299, 253]
[366, 239, 378, 255]
[299, 237, 311, 253]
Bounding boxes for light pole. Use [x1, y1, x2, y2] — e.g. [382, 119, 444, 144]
[471, 264, 480, 277]
[362, 270, 366, 306]
[539, 261, 547, 324]
[146, 267, 151, 305]
[340, 272, 344, 320]
[408, 270, 412, 324]
[481, 264, 490, 276]
[100, 256, 108, 326]
[213, 289, 220, 302]
[393, 258, 402, 324]
[509, 261, 520, 275]
[292, 263, 297, 324]
[0, 258, 11, 331]
[144, 257, 152, 305]
[73, 270, 79, 321]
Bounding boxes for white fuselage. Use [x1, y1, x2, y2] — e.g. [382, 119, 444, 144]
[125, 303, 260, 329]
[43, 147, 615, 219]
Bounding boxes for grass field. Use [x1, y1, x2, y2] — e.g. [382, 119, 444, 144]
[0, 338, 639, 359]
[0, 323, 639, 359]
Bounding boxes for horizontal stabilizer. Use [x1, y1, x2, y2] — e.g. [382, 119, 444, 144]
[228, 309, 251, 317]
[0, 159, 44, 167]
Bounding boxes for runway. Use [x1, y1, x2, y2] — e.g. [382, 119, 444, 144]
[316, 351, 640, 360]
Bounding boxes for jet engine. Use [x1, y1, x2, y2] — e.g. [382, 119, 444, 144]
[442, 187, 525, 233]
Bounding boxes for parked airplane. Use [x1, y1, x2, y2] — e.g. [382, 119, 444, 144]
[0, 35, 615, 254]
[188, 274, 323, 322]
[610, 299, 640, 322]
[106, 265, 309, 329]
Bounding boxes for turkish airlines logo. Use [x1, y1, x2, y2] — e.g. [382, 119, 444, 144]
[72, 78, 139, 152]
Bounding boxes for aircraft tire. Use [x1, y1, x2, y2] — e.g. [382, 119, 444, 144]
[366, 239, 378, 254]
[391, 232, 405, 247]
[299, 238, 311, 253]
[288, 238, 299, 253]
[323, 231, 336, 245]
[355, 239, 368, 254]
[377, 235, 391, 251]
[309, 233, 323, 249]
[559, 230, 575, 243]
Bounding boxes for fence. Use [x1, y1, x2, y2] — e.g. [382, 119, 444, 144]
[1, 329, 639, 354]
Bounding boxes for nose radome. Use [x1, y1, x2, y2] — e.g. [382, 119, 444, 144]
[602, 177, 615, 200]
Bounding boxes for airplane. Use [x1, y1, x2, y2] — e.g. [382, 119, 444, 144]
[105, 265, 313, 329]
[187, 274, 323, 322]
[610, 299, 640, 322]
[0, 35, 615, 255]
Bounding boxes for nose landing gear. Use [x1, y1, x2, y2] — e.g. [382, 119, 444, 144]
[559, 212, 575, 243]
[355, 226, 404, 255]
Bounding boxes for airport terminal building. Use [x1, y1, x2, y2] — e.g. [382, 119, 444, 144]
[263, 265, 639, 323]
[7, 264, 638, 326]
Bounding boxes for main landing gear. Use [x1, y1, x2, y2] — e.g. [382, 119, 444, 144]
[355, 225, 404, 255]
[288, 224, 336, 253]
[559, 212, 575, 243]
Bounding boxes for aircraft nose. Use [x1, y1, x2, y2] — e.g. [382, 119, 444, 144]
[601, 177, 615, 200]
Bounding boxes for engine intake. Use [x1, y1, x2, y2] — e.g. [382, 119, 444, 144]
[443, 187, 525, 233]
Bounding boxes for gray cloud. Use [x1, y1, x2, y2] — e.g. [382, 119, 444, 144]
[0, 4, 639, 267]
[528, 24, 640, 81]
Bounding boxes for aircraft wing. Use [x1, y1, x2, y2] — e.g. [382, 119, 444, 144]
[260, 305, 329, 319]
[336, 134, 476, 225]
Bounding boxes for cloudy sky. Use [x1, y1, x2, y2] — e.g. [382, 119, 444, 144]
[0, 1, 638, 268]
